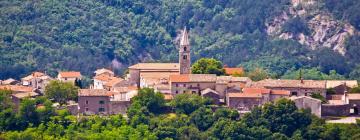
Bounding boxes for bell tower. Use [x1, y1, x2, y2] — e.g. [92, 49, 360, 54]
[179, 27, 191, 74]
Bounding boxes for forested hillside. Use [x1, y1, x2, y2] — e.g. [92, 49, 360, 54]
[1, 0, 359, 80]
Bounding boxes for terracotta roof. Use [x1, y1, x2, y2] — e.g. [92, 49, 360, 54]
[216, 76, 250, 84]
[271, 90, 291, 95]
[58, 71, 81, 78]
[228, 93, 262, 98]
[112, 86, 138, 93]
[348, 94, 360, 100]
[129, 63, 179, 70]
[2, 78, 18, 85]
[78, 89, 116, 97]
[104, 77, 124, 87]
[12, 92, 39, 98]
[94, 68, 114, 76]
[170, 74, 217, 83]
[242, 88, 271, 94]
[32, 72, 45, 77]
[248, 79, 326, 89]
[22, 72, 48, 81]
[326, 80, 358, 88]
[0, 85, 33, 92]
[224, 67, 244, 75]
[93, 74, 113, 82]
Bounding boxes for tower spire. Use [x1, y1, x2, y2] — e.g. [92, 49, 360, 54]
[180, 27, 189, 46]
[179, 27, 191, 74]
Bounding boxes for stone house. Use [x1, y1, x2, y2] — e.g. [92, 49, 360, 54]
[290, 96, 322, 117]
[93, 74, 123, 90]
[127, 63, 180, 87]
[0, 85, 38, 110]
[11, 92, 39, 111]
[78, 89, 114, 115]
[57, 71, 82, 84]
[346, 94, 360, 115]
[215, 76, 251, 99]
[226, 88, 290, 112]
[21, 72, 52, 94]
[169, 74, 217, 95]
[247, 79, 327, 97]
[78, 89, 135, 115]
[201, 88, 221, 104]
[326, 80, 358, 95]
[94, 68, 114, 77]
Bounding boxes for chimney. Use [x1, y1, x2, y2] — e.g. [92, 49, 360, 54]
[300, 78, 304, 84]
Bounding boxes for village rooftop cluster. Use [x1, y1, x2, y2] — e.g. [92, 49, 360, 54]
[1, 28, 360, 118]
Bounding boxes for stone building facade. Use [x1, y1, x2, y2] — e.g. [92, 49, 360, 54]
[247, 79, 327, 97]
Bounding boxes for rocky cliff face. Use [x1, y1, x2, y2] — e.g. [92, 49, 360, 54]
[266, 0, 357, 55]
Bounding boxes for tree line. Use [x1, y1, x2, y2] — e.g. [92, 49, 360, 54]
[2, 88, 360, 139]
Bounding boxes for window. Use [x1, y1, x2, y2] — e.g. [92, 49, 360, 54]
[183, 90, 186, 93]
[99, 108, 105, 112]
[85, 108, 89, 111]
[183, 84, 186, 87]
[197, 84, 200, 87]
[175, 90, 178, 94]
[176, 84, 179, 87]
[184, 47, 187, 51]
[99, 100, 105, 104]
[291, 92, 298, 96]
[86, 100, 89, 104]
[192, 91, 196, 94]
[64, 78, 67, 80]
[183, 55, 187, 59]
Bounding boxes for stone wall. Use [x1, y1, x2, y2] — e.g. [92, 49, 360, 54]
[291, 96, 322, 117]
[321, 104, 350, 116]
[110, 101, 131, 115]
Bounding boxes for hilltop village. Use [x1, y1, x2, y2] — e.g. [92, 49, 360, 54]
[1, 28, 360, 118]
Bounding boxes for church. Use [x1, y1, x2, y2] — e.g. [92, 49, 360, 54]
[126, 27, 192, 88]
[126, 28, 251, 105]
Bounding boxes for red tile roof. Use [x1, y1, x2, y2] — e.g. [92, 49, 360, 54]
[104, 77, 124, 87]
[271, 90, 291, 95]
[170, 74, 216, 83]
[78, 89, 116, 97]
[248, 79, 326, 89]
[58, 71, 81, 78]
[169, 75, 190, 82]
[93, 74, 112, 81]
[242, 88, 270, 94]
[228, 93, 262, 98]
[0, 85, 34, 92]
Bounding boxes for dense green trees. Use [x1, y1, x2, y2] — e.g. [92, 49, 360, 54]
[2, 91, 360, 139]
[191, 58, 225, 75]
[170, 93, 209, 115]
[45, 80, 79, 105]
[1, 0, 358, 81]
